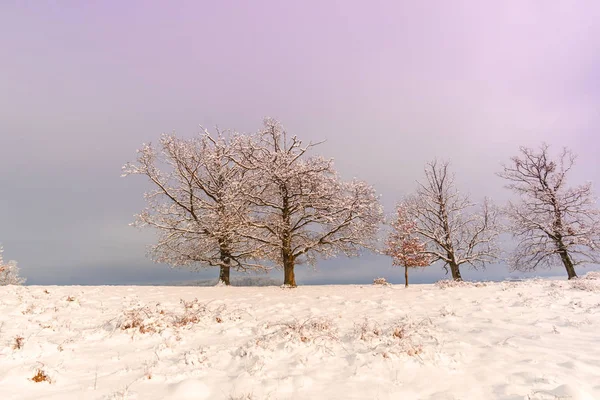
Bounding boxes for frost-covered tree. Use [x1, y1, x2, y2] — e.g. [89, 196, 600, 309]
[0, 245, 25, 285]
[123, 130, 266, 285]
[385, 205, 431, 287]
[404, 160, 500, 281]
[498, 144, 600, 279]
[233, 118, 383, 287]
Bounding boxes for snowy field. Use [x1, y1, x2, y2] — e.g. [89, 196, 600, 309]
[1, 275, 600, 400]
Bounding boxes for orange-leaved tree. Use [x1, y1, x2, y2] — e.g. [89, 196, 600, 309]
[385, 205, 431, 287]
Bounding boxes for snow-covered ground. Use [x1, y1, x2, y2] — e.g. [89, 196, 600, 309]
[1, 275, 600, 400]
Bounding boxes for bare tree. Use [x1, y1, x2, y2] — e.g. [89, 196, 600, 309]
[123, 130, 265, 285]
[385, 205, 431, 287]
[498, 144, 600, 279]
[233, 118, 383, 287]
[0, 245, 25, 285]
[405, 160, 500, 280]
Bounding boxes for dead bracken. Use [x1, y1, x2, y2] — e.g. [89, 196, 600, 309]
[31, 369, 51, 383]
[13, 336, 24, 350]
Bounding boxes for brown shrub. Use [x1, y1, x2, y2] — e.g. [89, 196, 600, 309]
[12, 336, 24, 350]
[31, 369, 51, 383]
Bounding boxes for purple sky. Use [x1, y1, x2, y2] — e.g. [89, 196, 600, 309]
[1, 1, 599, 284]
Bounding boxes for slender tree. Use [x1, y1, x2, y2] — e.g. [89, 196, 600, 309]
[385, 205, 431, 287]
[405, 160, 500, 280]
[0, 245, 25, 285]
[498, 144, 600, 279]
[233, 118, 383, 287]
[123, 130, 265, 285]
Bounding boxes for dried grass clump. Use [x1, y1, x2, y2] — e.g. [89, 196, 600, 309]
[31, 369, 51, 383]
[583, 271, 600, 280]
[435, 279, 487, 289]
[355, 319, 383, 341]
[392, 326, 405, 339]
[373, 277, 390, 286]
[263, 317, 338, 345]
[21, 304, 35, 315]
[117, 299, 229, 335]
[118, 307, 164, 334]
[12, 335, 24, 350]
[570, 279, 600, 292]
[229, 394, 255, 400]
[172, 298, 207, 328]
[354, 317, 430, 358]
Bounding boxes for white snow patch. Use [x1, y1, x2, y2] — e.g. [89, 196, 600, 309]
[0, 280, 599, 399]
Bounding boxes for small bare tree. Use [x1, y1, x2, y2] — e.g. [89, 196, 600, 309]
[123, 130, 266, 285]
[385, 205, 431, 287]
[233, 118, 383, 287]
[404, 160, 500, 281]
[0, 245, 25, 285]
[498, 144, 600, 279]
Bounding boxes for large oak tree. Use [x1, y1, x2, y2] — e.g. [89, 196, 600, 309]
[123, 130, 265, 285]
[404, 160, 499, 281]
[498, 144, 600, 279]
[234, 118, 383, 287]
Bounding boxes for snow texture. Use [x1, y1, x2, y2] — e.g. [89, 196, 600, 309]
[1, 276, 599, 399]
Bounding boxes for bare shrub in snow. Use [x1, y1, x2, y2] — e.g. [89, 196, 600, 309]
[570, 279, 600, 292]
[258, 317, 339, 347]
[583, 271, 600, 280]
[173, 298, 210, 328]
[31, 369, 51, 383]
[499, 144, 600, 279]
[248, 317, 339, 354]
[353, 317, 428, 358]
[117, 299, 233, 335]
[373, 277, 390, 286]
[119, 307, 163, 334]
[435, 279, 487, 289]
[0, 245, 25, 286]
[21, 303, 35, 315]
[501, 281, 520, 291]
[355, 319, 383, 341]
[438, 306, 456, 317]
[12, 335, 24, 350]
[229, 393, 255, 400]
[402, 160, 500, 281]
[142, 360, 157, 380]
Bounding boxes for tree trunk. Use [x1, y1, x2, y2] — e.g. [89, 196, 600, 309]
[405, 265, 409, 287]
[280, 186, 296, 287]
[283, 253, 296, 287]
[552, 209, 577, 280]
[218, 265, 230, 285]
[218, 246, 231, 286]
[558, 247, 577, 280]
[449, 262, 462, 281]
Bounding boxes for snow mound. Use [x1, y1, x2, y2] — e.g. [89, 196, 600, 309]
[166, 379, 211, 400]
[527, 384, 595, 400]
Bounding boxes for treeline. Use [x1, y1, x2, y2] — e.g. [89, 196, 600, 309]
[124, 119, 600, 287]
